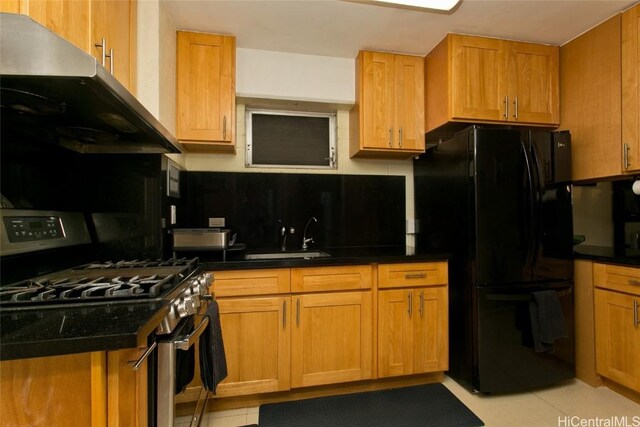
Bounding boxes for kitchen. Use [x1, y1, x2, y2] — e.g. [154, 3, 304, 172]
[3, 1, 630, 426]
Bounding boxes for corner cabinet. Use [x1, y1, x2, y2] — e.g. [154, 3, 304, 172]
[561, 3, 640, 181]
[593, 263, 640, 393]
[0, 0, 137, 93]
[377, 262, 448, 378]
[176, 31, 236, 153]
[350, 51, 425, 159]
[425, 34, 559, 133]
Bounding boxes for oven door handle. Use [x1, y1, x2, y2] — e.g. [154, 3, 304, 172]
[174, 316, 209, 351]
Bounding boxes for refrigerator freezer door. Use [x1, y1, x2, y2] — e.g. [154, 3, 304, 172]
[472, 128, 534, 285]
[475, 282, 575, 393]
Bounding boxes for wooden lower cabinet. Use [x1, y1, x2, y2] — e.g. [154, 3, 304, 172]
[594, 288, 640, 392]
[0, 348, 147, 426]
[378, 286, 448, 378]
[216, 296, 291, 397]
[291, 291, 373, 388]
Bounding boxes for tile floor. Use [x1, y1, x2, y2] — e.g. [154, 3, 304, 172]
[176, 377, 640, 427]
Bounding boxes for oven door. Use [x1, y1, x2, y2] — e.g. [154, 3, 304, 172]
[157, 307, 210, 427]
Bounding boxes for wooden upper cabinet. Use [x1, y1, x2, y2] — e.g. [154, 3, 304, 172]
[350, 50, 425, 159]
[176, 31, 236, 153]
[426, 34, 559, 133]
[91, 0, 136, 93]
[560, 14, 622, 181]
[622, 3, 640, 173]
[0, 0, 136, 93]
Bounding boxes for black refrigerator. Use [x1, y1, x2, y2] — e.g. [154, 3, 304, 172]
[414, 126, 575, 393]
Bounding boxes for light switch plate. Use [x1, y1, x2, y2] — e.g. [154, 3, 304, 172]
[209, 217, 225, 227]
[170, 205, 177, 225]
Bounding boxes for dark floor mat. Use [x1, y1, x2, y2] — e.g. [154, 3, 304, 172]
[258, 383, 484, 426]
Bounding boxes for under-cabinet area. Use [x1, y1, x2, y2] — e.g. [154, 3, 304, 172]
[176, 261, 448, 411]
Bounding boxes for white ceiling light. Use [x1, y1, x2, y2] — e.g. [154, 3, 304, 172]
[367, 0, 461, 12]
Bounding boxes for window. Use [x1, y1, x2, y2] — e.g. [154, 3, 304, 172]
[246, 109, 337, 169]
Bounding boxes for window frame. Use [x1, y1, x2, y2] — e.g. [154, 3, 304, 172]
[245, 108, 337, 169]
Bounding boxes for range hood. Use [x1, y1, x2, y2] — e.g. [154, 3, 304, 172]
[0, 13, 183, 154]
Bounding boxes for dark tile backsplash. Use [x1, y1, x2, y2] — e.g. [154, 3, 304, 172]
[181, 172, 406, 250]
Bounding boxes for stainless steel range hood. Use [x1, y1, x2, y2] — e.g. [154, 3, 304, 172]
[0, 13, 183, 154]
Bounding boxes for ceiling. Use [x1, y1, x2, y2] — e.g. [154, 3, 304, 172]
[162, 0, 637, 58]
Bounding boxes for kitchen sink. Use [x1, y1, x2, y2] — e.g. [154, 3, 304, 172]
[245, 251, 331, 260]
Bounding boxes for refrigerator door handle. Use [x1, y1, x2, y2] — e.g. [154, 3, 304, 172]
[521, 139, 536, 273]
[530, 141, 543, 265]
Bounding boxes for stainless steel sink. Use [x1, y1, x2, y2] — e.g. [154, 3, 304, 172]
[245, 251, 331, 260]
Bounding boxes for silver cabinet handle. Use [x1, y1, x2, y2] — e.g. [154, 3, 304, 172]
[419, 290, 424, 317]
[634, 299, 639, 327]
[94, 37, 107, 66]
[223, 116, 227, 140]
[106, 48, 114, 74]
[624, 143, 630, 170]
[628, 279, 640, 286]
[513, 97, 519, 120]
[296, 298, 300, 326]
[399, 127, 403, 148]
[283, 300, 287, 329]
[408, 291, 412, 318]
[174, 316, 209, 351]
[405, 273, 427, 279]
[128, 341, 157, 371]
[388, 128, 393, 147]
[504, 96, 509, 119]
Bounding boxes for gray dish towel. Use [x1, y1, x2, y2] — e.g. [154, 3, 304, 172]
[199, 299, 228, 393]
[529, 290, 568, 353]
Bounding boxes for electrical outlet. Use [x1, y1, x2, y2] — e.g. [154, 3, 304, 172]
[209, 217, 225, 227]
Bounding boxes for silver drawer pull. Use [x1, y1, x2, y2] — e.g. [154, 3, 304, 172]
[174, 317, 210, 351]
[405, 273, 427, 279]
[634, 299, 639, 328]
[128, 341, 157, 371]
[628, 279, 640, 286]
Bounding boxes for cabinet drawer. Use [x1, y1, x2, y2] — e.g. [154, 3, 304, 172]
[212, 269, 290, 297]
[291, 265, 372, 293]
[593, 263, 640, 296]
[378, 262, 448, 289]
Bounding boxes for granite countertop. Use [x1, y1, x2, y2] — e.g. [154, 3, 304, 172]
[0, 246, 449, 361]
[574, 244, 640, 267]
[201, 245, 450, 270]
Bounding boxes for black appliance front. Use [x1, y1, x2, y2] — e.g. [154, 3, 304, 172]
[414, 125, 574, 393]
[475, 281, 575, 393]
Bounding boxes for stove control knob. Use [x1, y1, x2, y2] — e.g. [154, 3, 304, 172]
[176, 296, 196, 318]
[199, 273, 213, 287]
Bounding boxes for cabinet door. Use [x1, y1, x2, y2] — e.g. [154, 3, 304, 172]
[24, 0, 91, 52]
[0, 352, 107, 426]
[107, 347, 148, 427]
[450, 34, 508, 122]
[217, 296, 291, 396]
[414, 287, 448, 374]
[177, 31, 235, 146]
[508, 42, 559, 125]
[91, 0, 135, 92]
[622, 4, 640, 173]
[361, 51, 395, 149]
[594, 289, 640, 392]
[0, 0, 22, 13]
[291, 291, 372, 387]
[378, 289, 414, 377]
[291, 264, 371, 293]
[394, 54, 425, 151]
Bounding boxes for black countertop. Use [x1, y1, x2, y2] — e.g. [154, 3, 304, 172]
[574, 244, 640, 267]
[0, 246, 449, 361]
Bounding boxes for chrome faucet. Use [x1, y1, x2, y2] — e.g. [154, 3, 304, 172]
[302, 217, 318, 250]
[279, 220, 294, 251]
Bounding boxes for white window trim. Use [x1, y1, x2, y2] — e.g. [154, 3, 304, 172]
[245, 109, 337, 169]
